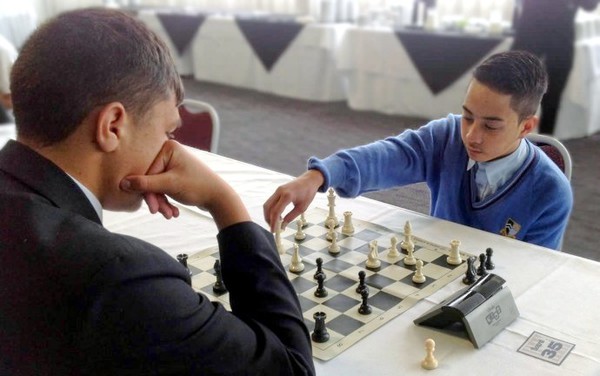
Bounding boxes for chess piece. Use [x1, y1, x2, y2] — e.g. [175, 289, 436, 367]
[325, 218, 336, 241]
[313, 257, 326, 280]
[328, 231, 340, 255]
[412, 259, 426, 284]
[289, 243, 305, 273]
[365, 240, 381, 270]
[400, 220, 414, 254]
[446, 239, 463, 265]
[176, 253, 192, 276]
[421, 338, 438, 370]
[275, 218, 285, 255]
[314, 273, 328, 298]
[387, 235, 400, 259]
[212, 259, 228, 294]
[356, 270, 368, 294]
[300, 212, 308, 227]
[326, 187, 339, 227]
[294, 219, 306, 241]
[485, 247, 495, 270]
[311, 312, 330, 343]
[403, 241, 416, 266]
[341, 211, 355, 235]
[358, 288, 372, 315]
[477, 253, 488, 276]
[462, 256, 477, 285]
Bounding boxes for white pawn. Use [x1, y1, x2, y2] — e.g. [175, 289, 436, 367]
[328, 231, 340, 254]
[300, 212, 307, 227]
[446, 239, 463, 265]
[412, 259, 426, 283]
[341, 211, 355, 235]
[366, 240, 381, 270]
[275, 218, 285, 255]
[289, 243, 305, 273]
[403, 241, 416, 266]
[387, 236, 400, 259]
[294, 219, 306, 241]
[325, 218, 336, 241]
[421, 338, 438, 370]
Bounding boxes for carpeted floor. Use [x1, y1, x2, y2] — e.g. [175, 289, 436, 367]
[182, 78, 600, 262]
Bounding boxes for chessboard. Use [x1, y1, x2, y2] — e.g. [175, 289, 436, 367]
[186, 207, 472, 361]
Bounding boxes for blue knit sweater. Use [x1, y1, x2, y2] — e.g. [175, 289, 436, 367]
[308, 114, 573, 250]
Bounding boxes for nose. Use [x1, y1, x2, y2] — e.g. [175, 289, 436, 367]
[467, 122, 483, 145]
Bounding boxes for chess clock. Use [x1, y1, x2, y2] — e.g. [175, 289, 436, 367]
[414, 274, 519, 348]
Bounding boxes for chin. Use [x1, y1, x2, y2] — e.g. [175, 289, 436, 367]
[104, 196, 144, 213]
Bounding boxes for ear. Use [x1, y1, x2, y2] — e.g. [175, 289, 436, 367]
[519, 115, 538, 138]
[95, 102, 128, 152]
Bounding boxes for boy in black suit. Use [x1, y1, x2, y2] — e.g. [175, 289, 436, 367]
[0, 8, 314, 375]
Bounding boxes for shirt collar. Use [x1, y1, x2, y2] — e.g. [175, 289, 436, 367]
[477, 139, 528, 187]
[66, 174, 103, 223]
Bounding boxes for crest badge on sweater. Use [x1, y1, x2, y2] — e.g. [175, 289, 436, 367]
[500, 218, 521, 239]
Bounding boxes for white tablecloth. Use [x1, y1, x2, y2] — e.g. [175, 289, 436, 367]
[102, 148, 600, 376]
[191, 15, 349, 101]
[137, 10, 201, 76]
[0, 125, 598, 374]
[337, 25, 600, 140]
[0, 4, 36, 49]
[555, 37, 600, 140]
[336, 26, 512, 118]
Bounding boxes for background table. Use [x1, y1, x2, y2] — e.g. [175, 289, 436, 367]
[336, 25, 600, 140]
[190, 15, 349, 101]
[100, 147, 600, 375]
[137, 9, 208, 76]
[0, 3, 37, 49]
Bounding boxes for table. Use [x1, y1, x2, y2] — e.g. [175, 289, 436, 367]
[0, 125, 598, 374]
[336, 25, 600, 140]
[0, 4, 37, 49]
[555, 37, 600, 140]
[137, 9, 208, 76]
[336, 26, 512, 118]
[100, 147, 600, 375]
[190, 15, 349, 101]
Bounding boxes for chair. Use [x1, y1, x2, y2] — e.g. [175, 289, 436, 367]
[176, 99, 221, 153]
[526, 133, 572, 181]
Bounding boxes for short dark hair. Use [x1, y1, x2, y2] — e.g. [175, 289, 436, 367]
[473, 50, 548, 122]
[10, 8, 184, 145]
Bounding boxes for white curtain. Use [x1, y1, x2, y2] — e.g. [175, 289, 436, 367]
[27, 0, 600, 25]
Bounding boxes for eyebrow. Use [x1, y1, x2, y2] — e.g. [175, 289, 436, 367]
[461, 105, 505, 122]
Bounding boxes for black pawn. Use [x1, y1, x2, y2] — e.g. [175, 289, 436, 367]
[212, 259, 228, 294]
[476, 253, 488, 276]
[313, 257, 326, 280]
[314, 273, 328, 298]
[356, 270, 368, 294]
[311, 312, 330, 343]
[485, 248, 495, 270]
[177, 253, 192, 276]
[463, 256, 477, 285]
[358, 289, 372, 315]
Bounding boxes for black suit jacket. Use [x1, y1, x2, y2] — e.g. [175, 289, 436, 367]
[0, 140, 314, 375]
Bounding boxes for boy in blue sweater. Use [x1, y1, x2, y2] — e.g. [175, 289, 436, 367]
[263, 51, 572, 250]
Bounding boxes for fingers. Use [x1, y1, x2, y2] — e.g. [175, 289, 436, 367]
[263, 194, 282, 232]
[143, 193, 180, 219]
[264, 189, 294, 232]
